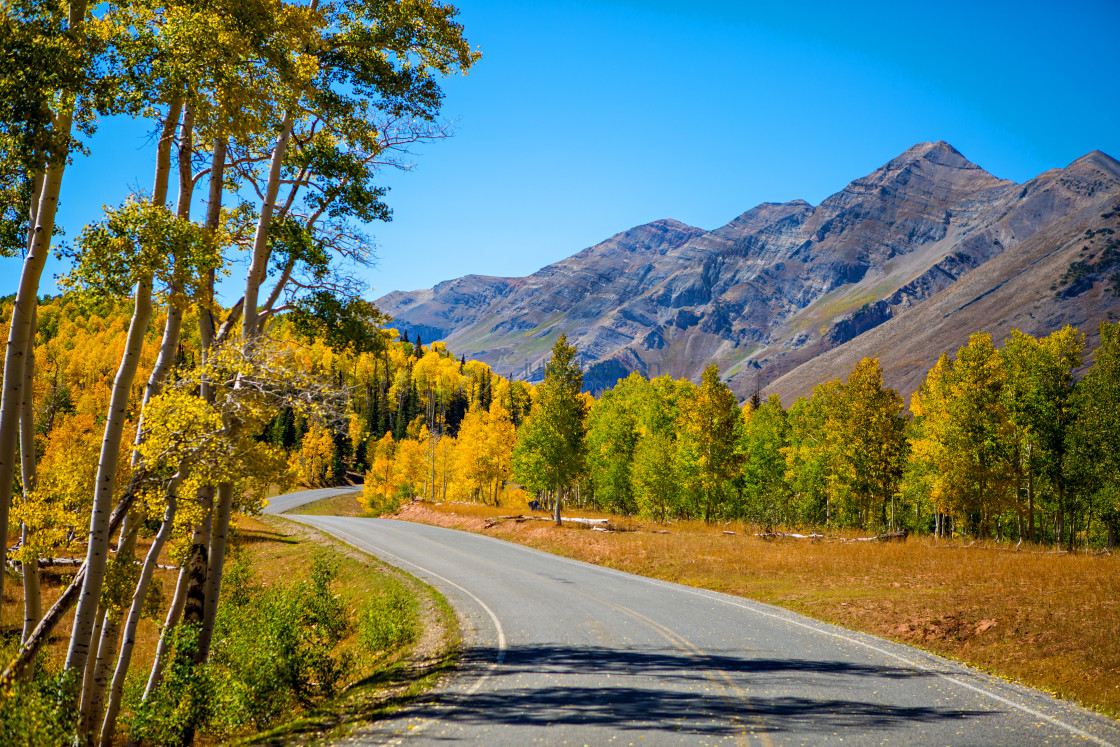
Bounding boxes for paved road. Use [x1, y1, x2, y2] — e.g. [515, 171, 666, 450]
[265, 489, 1120, 745]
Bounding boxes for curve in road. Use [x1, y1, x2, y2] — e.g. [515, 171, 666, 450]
[264, 489, 1120, 746]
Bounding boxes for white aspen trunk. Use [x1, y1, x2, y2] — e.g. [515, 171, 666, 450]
[139, 560, 189, 707]
[19, 524, 41, 643]
[196, 482, 232, 660]
[20, 306, 41, 641]
[0, 149, 66, 616]
[82, 100, 186, 736]
[129, 98, 189, 470]
[83, 519, 139, 738]
[189, 116, 296, 666]
[242, 112, 295, 340]
[178, 137, 226, 666]
[66, 87, 178, 681]
[0, 485, 138, 688]
[0, 0, 88, 619]
[79, 606, 107, 729]
[84, 610, 120, 739]
[65, 278, 154, 677]
[100, 491, 177, 747]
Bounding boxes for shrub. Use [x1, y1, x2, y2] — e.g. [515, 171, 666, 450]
[0, 641, 78, 747]
[125, 624, 212, 747]
[358, 577, 419, 656]
[206, 549, 354, 734]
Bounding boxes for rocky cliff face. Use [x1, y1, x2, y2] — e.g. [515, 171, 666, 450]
[376, 142, 1120, 399]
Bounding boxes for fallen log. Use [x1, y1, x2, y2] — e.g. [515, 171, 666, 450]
[877, 530, 909, 542]
[756, 531, 825, 540]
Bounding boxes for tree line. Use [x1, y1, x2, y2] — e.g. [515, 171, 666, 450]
[508, 327, 1119, 549]
[290, 322, 1118, 551]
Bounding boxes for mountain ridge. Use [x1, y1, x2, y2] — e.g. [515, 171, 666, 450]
[376, 143, 1120, 399]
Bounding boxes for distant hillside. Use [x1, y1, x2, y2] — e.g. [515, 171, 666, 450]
[377, 142, 1120, 399]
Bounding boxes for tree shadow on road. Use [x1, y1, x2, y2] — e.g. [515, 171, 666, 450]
[400, 643, 989, 737]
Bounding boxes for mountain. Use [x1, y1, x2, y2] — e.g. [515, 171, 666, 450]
[376, 143, 1120, 400]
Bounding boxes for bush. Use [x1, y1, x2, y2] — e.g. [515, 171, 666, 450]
[126, 624, 212, 747]
[358, 577, 419, 656]
[0, 641, 78, 747]
[130, 548, 358, 742]
[207, 549, 354, 733]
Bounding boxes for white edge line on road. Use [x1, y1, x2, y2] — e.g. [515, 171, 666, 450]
[288, 516, 507, 696]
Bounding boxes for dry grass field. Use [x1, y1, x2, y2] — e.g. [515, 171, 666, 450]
[318, 495, 1120, 719]
[1, 534, 178, 681]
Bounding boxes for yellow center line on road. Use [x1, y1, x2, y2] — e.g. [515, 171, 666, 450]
[589, 595, 774, 747]
[353, 517, 770, 746]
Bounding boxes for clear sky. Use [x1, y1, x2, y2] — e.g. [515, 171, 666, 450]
[5, 0, 1120, 301]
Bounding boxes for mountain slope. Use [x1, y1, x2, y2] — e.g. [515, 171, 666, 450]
[376, 143, 1120, 397]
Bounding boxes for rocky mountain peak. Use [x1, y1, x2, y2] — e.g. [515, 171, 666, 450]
[820, 141, 1009, 210]
[1065, 149, 1120, 180]
[562, 218, 705, 264]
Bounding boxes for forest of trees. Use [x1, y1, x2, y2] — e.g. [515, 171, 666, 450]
[1, 0, 476, 743]
[317, 324, 1120, 551]
[181, 315, 1120, 553]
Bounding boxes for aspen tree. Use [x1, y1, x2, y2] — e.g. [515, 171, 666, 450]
[0, 0, 109, 620]
[512, 335, 587, 524]
[677, 364, 742, 523]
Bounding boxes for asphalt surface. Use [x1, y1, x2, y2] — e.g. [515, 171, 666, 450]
[264, 488, 1120, 745]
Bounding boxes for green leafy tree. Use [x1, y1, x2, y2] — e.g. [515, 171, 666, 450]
[511, 335, 588, 524]
[628, 375, 688, 521]
[676, 364, 742, 522]
[586, 372, 642, 513]
[1066, 323, 1120, 549]
[911, 334, 1013, 537]
[1000, 327, 1083, 544]
[739, 394, 791, 529]
[782, 380, 840, 526]
[832, 358, 908, 531]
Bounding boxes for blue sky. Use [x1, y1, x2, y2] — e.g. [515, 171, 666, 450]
[5, 0, 1120, 300]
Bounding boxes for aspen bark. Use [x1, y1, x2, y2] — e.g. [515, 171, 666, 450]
[178, 137, 227, 661]
[79, 606, 108, 737]
[100, 491, 177, 747]
[83, 519, 139, 738]
[66, 87, 179, 680]
[130, 98, 189, 466]
[0, 0, 88, 619]
[0, 486, 136, 688]
[65, 278, 155, 677]
[20, 306, 41, 640]
[182, 486, 212, 631]
[196, 482, 232, 661]
[242, 112, 295, 340]
[82, 98, 187, 731]
[140, 560, 189, 706]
